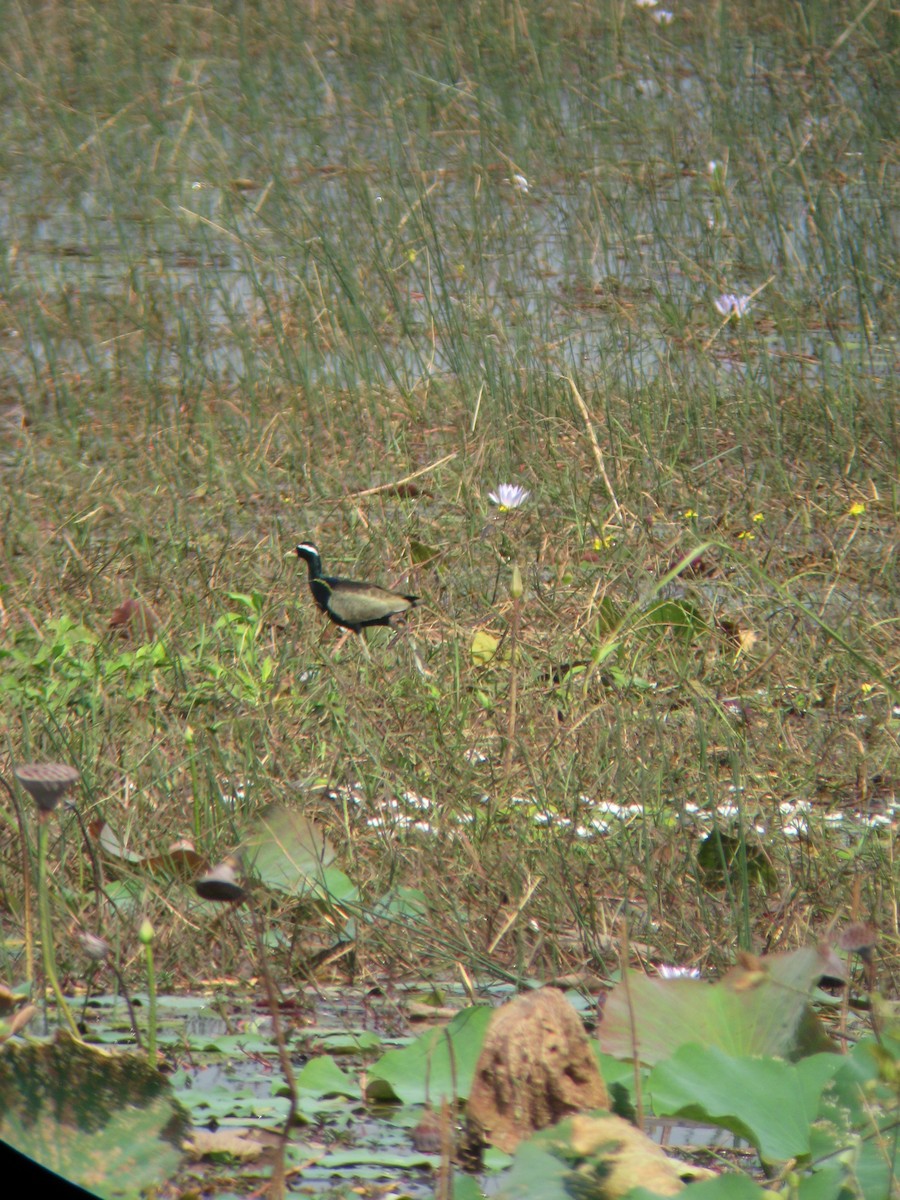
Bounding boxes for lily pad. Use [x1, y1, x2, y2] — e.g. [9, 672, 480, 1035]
[648, 1045, 844, 1161]
[242, 803, 354, 902]
[598, 947, 840, 1065]
[367, 1005, 494, 1104]
[0, 1031, 189, 1199]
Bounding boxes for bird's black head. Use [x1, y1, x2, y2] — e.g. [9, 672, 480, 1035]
[296, 542, 323, 576]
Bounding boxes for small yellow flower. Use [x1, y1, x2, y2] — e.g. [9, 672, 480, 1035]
[593, 535, 616, 550]
[847, 501, 865, 516]
[407, 249, 417, 263]
[861, 682, 875, 695]
[683, 509, 698, 519]
[737, 531, 755, 540]
[752, 512, 764, 523]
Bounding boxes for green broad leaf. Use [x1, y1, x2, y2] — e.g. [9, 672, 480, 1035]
[598, 947, 840, 1065]
[695, 830, 778, 891]
[315, 865, 358, 904]
[472, 629, 502, 665]
[410, 539, 441, 565]
[640, 599, 708, 641]
[793, 1166, 847, 1200]
[594, 1049, 645, 1119]
[493, 1132, 570, 1199]
[366, 1005, 493, 1104]
[448, 1174, 488, 1200]
[593, 596, 622, 635]
[227, 591, 265, 616]
[242, 803, 336, 898]
[344, 886, 429, 941]
[648, 1045, 843, 1161]
[0, 1031, 188, 1199]
[307, 1028, 382, 1054]
[371, 885, 429, 921]
[637, 1175, 770, 1199]
[318, 1148, 438, 1168]
[591, 638, 621, 667]
[809, 1038, 899, 1199]
[102, 879, 146, 913]
[296, 1054, 358, 1099]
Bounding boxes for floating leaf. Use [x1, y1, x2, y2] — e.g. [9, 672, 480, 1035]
[0, 1031, 188, 1198]
[598, 947, 840, 1066]
[242, 804, 336, 898]
[296, 1054, 358, 1099]
[648, 1045, 843, 1161]
[367, 1006, 493, 1104]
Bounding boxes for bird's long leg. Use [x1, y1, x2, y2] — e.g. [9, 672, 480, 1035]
[385, 617, 406, 651]
[331, 629, 352, 654]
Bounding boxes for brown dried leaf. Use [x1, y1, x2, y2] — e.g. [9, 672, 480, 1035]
[109, 598, 160, 641]
[737, 628, 758, 654]
[146, 840, 204, 879]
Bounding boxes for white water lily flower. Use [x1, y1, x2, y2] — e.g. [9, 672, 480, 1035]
[658, 964, 701, 979]
[488, 483, 531, 511]
[714, 293, 751, 318]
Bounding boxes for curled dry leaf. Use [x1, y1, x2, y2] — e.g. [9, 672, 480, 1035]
[109, 598, 160, 640]
[737, 628, 758, 654]
[839, 922, 877, 952]
[0, 984, 24, 1016]
[1, 1004, 38, 1041]
[146, 840, 204, 880]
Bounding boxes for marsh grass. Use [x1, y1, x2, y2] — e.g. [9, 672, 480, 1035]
[0, 0, 897, 999]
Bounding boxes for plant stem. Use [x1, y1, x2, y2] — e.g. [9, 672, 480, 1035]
[0, 774, 34, 989]
[37, 817, 79, 1037]
[502, 590, 521, 779]
[140, 919, 158, 1060]
[145, 943, 157, 1060]
[250, 903, 297, 1200]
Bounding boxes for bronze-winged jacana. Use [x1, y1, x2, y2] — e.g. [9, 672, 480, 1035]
[295, 542, 419, 635]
